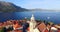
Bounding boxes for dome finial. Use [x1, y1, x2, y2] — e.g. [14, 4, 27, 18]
[31, 14, 35, 21]
[32, 14, 34, 17]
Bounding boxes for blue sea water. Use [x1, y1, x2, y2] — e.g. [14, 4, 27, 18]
[0, 11, 60, 24]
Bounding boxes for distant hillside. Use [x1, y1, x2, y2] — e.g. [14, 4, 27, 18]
[0, 1, 59, 12]
[0, 1, 28, 12]
[29, 9, 56, 11]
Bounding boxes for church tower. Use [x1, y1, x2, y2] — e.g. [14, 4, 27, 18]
[30, 14, 36, 32]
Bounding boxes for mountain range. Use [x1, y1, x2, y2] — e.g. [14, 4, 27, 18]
[0, 1, 28, 12]
[0, 1, 59, 12]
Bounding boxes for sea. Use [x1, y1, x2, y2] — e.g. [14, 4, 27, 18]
[0, 11, 60, 24]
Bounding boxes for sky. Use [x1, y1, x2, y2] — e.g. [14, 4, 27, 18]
[0, 0, 60, 10]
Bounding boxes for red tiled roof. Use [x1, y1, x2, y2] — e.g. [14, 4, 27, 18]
[14, 30, 23, 32]
[37, 22, 46, 32]
[13, 23, 22, 30]
[44, 29, 49, 32]
[57, 30, 60, 32]
[27, 27, 30, 31]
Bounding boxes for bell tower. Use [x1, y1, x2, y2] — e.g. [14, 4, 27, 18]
[30, 14, 36, 32]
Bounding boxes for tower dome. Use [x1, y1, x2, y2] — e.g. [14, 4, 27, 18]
[31, 14, 35, 21]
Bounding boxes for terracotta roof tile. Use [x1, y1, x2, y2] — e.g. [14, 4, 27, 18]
[37, 22, 46, 32]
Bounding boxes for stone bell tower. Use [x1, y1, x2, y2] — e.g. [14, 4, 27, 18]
[30, 14, 36, 32]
